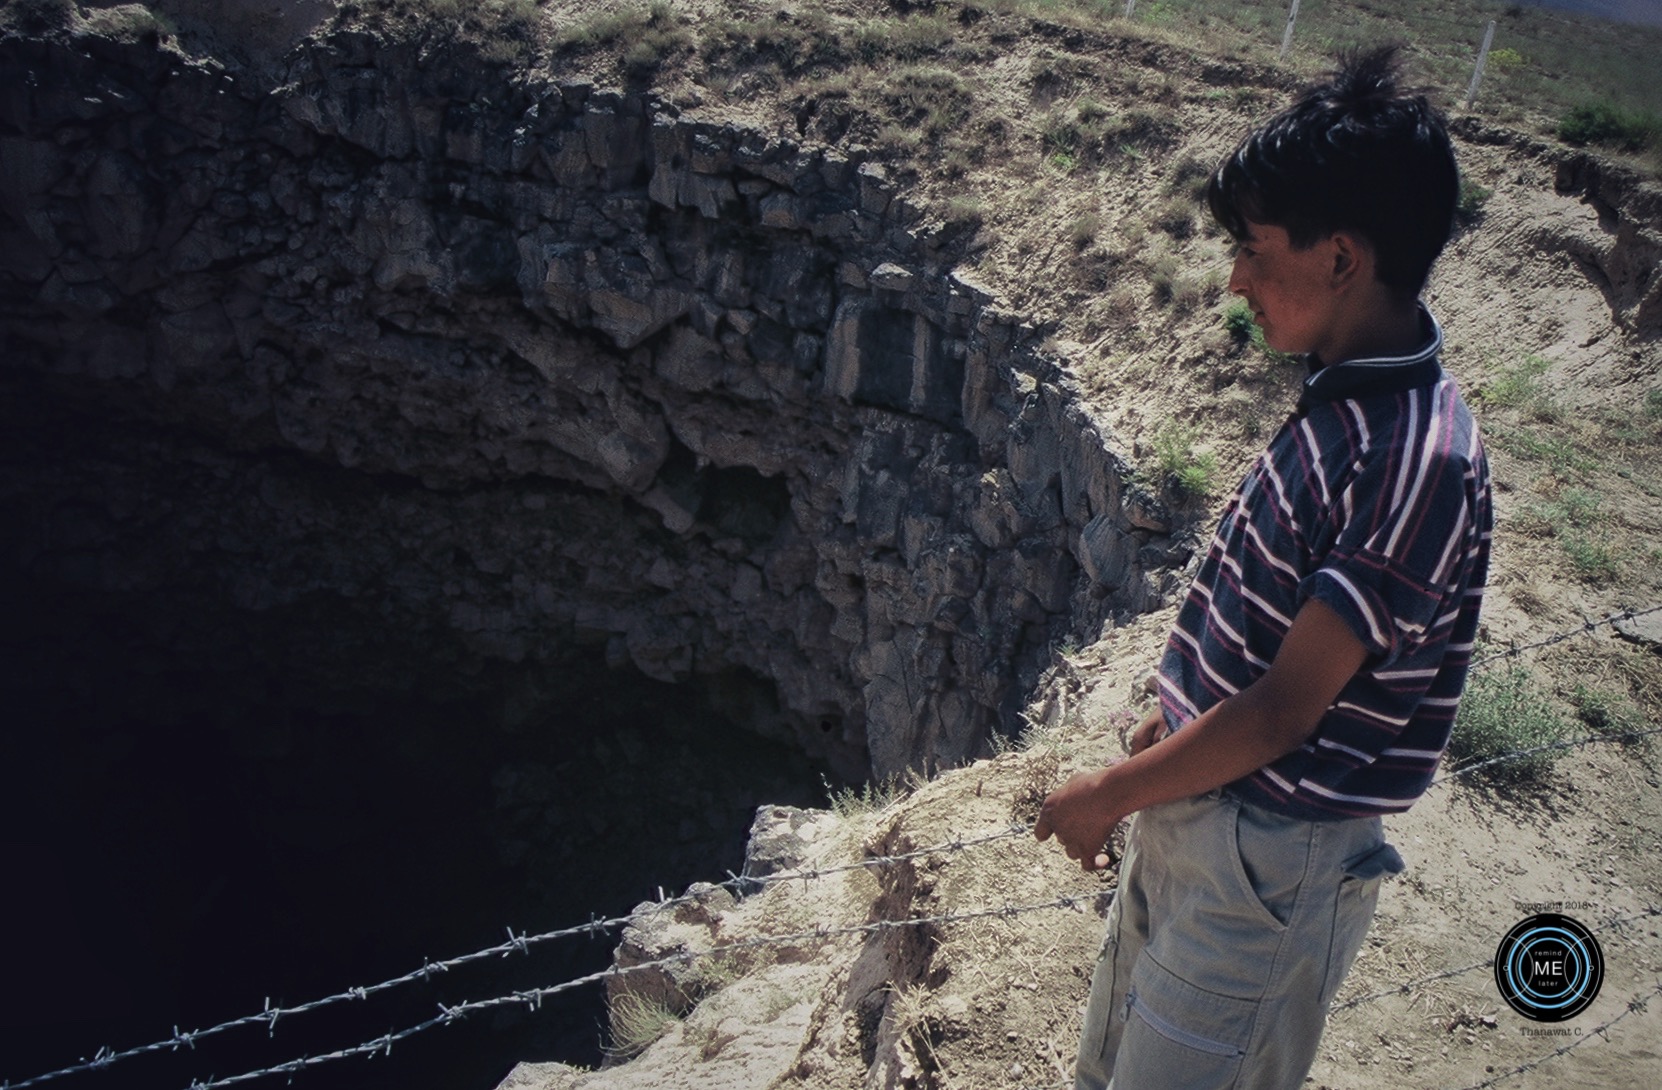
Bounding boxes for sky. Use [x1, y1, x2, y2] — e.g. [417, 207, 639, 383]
[1516, 0, 1662, 29]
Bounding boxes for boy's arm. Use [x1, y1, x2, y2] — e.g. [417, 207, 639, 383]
[1034, 597, 1368, 871]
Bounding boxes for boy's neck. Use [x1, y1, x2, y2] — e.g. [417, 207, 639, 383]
[1312, 293, 1426, 369]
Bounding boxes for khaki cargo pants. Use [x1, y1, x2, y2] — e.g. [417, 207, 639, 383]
[1075, 790, 1404, 1090]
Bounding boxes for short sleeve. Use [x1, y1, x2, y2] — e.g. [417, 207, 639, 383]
[1298, 446, 1475, 669]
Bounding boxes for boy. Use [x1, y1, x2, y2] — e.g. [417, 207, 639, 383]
[1035, 46, 1492, 1090]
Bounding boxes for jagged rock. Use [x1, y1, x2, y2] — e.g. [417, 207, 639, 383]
[1614, 610, 1662, 651]
[742, 805, 834, 879]
[0, 22, 1174, 788]
[497, 1061, 584, 1090]
[608, 882, 737, 1017]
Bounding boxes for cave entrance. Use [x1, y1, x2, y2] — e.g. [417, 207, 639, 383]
[0, 607, 826, 1090]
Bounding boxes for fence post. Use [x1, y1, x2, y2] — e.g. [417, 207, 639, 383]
[1279, 0, 1301, 60]
[1466, 20, 1497, 109]
[1124, 0, 1136, 17]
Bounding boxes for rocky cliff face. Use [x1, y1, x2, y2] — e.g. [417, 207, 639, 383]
[0, 24, 1182, 780]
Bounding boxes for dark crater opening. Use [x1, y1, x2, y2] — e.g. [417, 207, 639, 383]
[0, 553, 826, 1090]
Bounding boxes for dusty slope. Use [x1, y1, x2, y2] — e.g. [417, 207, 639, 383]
[485, 2, 1662, 1087]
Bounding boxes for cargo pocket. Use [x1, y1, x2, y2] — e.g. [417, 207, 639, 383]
[1115, 955, 1257, 1090]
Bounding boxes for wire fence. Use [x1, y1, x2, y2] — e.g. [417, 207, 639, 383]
[1450, 980, 1662, 1090]
[6, 605, 1658, 1090]
[1469, 604, 1662, 668]
[1328, 904, 1662, 1015]
[178, 895, 1093, 1090]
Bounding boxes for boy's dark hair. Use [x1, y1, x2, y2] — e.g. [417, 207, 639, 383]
[1206, 45, 1458, 297]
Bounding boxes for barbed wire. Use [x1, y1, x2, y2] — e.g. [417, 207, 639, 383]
[1023, 904, 1662, 1090]
[1330, 905, 1662, 1014]
[175, 894, 1088, 1090]
[8, 605, 1658, 1090]
[1430, 725, 1662, 787]
[1469, 604, 1662, 668]
[1330, 956, 1491, 1014]
[0, 822, 1034, 1090]
[1424, 603, 1662, 783]
[1449, 980, 1662, 1090]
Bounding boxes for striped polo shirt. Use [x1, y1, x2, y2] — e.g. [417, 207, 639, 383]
[1157, 307, 1492, 819]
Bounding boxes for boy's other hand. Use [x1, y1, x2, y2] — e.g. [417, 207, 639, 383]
[1034, 767, 1126, 872]
[1129, 708, 1168, 755]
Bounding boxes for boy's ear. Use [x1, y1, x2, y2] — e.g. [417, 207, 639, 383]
[1328, 232, 1373, 290]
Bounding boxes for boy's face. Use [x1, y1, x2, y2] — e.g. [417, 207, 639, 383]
[1227, 221, 1345, 359]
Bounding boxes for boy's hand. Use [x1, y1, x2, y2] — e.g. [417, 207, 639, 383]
[1129, 708, 1168, 754]
[1034, 767, 1127, 873]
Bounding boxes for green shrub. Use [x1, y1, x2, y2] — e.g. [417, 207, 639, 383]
[875, 122, 923, 155]
[1041, 98, 1173, 168]
[699, 8, 849, 73]
[1526, 488, 1617, 580]
[1152, 423, 1217, 500]
[618, 4, 695, 77]
[882, 65, 972, 142]
[1224, 300, 1256, 343]
[1069, 212, 1103, 249]
[1166, 154, 1213, 198]
[1478, 352, 1551, 409]
[1490, 426, 1597, 477]
[855, 13, 955, 61]
[558, 4, 649, 49]
[1549, 487, 1602, 526]
[1169, 271, 1211, 313]
[1455, 176, 1492, 226]
[1147, 252, 1180, 305]
[943, 194, 986, 227]
[1151, 194, 1194, 238]
[1561, 532, 1619, 582]
[1558, 101, 1661, 152]
[1221, 302, 1296, 363]
[1040, 102, 1095, 160]
[1114, 103, 1178, 149]
[1571, 684, 1648, 738]
[1449, 662, 1570, 782]
[608, 994, 681, 1059]
[821, 773, 905, 818]
[1478, 353, 1564, 422]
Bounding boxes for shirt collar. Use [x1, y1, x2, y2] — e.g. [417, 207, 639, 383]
[1297, 305, 1445, 410]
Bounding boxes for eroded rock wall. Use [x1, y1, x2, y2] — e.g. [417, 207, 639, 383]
[0, 25, 1179, 779]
